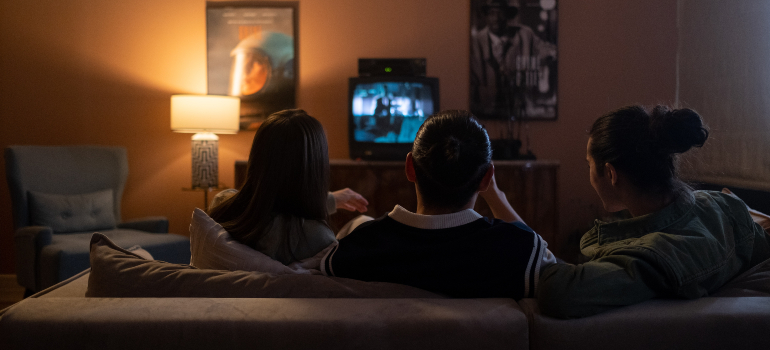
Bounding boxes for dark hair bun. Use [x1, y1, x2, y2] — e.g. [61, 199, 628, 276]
[443, 136, 461, 161]
[650, 105, 709, 154]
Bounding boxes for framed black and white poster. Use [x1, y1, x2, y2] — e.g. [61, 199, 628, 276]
[470, 0, 558, 120]
[206, 1, 298, 130]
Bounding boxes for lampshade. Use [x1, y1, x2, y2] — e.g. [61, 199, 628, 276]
[171, 95, 240, 134]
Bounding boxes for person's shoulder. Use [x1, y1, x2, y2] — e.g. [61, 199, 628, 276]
[473, 217, 540, 247]
[694, 190, 751, 217]
[483, 217, 536, 234]
[345, 213, 398, 236]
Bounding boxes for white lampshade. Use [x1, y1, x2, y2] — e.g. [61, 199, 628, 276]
[171, 94, 240, 134]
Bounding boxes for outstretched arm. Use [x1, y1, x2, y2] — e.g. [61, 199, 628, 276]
[479, 171, 524, 223]
[330, 188, 369, 213]
[537, 256, 669, 319]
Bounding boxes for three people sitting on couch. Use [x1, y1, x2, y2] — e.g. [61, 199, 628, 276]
[207, 106, 770, 318]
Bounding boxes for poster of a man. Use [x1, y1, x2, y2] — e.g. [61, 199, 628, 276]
[470, 0, 558, 120]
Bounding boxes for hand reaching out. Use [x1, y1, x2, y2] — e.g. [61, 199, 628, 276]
[331, 188, 369, 213]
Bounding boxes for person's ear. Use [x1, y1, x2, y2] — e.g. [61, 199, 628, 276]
[605, 162, 618, 186]
[405, 152, 417, 183]
[477, 164, 495, 192]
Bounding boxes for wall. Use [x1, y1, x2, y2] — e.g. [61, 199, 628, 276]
[677, 0, 770, 191]
[0, 0, 677, 273]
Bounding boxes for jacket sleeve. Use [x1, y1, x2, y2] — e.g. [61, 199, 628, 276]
[536, 253, 671, 319]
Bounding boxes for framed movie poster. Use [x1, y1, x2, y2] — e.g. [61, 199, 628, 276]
[470, 0, 558, 120]
[206, 1, 298, 130]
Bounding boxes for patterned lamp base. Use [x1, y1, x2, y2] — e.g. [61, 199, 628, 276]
[191, 132, 219, 188]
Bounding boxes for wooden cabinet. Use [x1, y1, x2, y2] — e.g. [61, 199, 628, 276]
[235, 159, 559, 244]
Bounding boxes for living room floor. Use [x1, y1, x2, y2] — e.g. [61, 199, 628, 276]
[0, 275, 24, 310]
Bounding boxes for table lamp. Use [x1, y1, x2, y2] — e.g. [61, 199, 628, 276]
[171, 94, 240, 189]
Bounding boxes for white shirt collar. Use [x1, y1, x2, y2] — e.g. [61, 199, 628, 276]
[387, 205, 483, 230]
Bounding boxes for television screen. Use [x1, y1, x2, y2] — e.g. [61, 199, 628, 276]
[351, 81, 435, 143]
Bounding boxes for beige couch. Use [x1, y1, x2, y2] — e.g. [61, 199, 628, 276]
[1, 233, 770, 350]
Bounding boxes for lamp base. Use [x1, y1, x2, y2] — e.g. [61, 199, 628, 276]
[191, 132, 219, 188]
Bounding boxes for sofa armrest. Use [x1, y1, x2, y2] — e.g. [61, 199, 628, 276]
[117, 217, 168, 233]
[14, 226, 53, 291]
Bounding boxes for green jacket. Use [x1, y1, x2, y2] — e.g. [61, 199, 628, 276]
[538, 190, 770, 319]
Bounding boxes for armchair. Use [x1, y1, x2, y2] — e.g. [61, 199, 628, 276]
[5, 145, 190, 293]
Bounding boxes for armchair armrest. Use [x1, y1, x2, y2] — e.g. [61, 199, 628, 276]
[117, 216, 169, 233]
[14, 226, 53, 291]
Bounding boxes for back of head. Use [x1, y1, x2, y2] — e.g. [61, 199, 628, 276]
[589, 105, 709, 195]
[411, 110, 492, 210]
[210, 109, 329, 249]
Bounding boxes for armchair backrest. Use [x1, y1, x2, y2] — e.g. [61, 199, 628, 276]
[5, 145, 129, 230]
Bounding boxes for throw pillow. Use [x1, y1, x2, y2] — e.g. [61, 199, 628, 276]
[87, 232, 442, 298]
[189, 208, 332, 274]
[28, 189, 116, 233]
[126, 245, 154, 260]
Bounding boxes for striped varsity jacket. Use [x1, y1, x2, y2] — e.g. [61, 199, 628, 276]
[321, 205, 555, 299]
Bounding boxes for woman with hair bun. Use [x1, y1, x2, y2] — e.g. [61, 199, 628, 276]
[538, 105, 770, 318]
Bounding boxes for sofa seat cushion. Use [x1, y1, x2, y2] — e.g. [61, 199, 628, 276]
[38, 229, 190, 290]
[87, 232, 442, 298]
[519, 297, 770, 350]
[711, 257, 770, 297]
[0, 298, 526, 350]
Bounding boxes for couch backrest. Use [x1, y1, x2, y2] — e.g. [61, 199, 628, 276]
[4, 145, 128, 229]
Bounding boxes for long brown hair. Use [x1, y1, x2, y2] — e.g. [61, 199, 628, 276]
[209, 109, 330, 260]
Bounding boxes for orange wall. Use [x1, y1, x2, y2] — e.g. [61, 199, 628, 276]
[0, 0, 677, 273]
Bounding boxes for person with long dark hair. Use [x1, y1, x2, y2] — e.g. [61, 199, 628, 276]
[538, 105, 770, 318]
[208, 109, 368, 265]
[320, 110, 556, 299]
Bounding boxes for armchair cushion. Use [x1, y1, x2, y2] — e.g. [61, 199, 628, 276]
[117, 216, 169, 233]
[38, 229, 190, 291]
[28, 189, 116, 233]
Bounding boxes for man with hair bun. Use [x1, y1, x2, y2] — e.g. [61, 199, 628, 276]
[321, 109, 556, 299]
[537, 105, 770, 319]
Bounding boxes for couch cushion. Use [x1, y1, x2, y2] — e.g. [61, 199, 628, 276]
[711, 257, 770, 297]
[28, 189, 116, 233]
[189, 208, 326, 274]
[87, 232, 442, 298]
[519, 297, 770, 350]
[38, 229, 190, 290]
[0, 298, 525, 350]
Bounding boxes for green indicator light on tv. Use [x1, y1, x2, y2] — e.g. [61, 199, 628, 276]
[385, 67, 392, 72]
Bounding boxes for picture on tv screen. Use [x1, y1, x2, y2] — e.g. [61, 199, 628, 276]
[351, 82, 435, 143]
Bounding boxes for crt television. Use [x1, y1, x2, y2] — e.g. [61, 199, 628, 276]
[348, 76, 439, 160]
